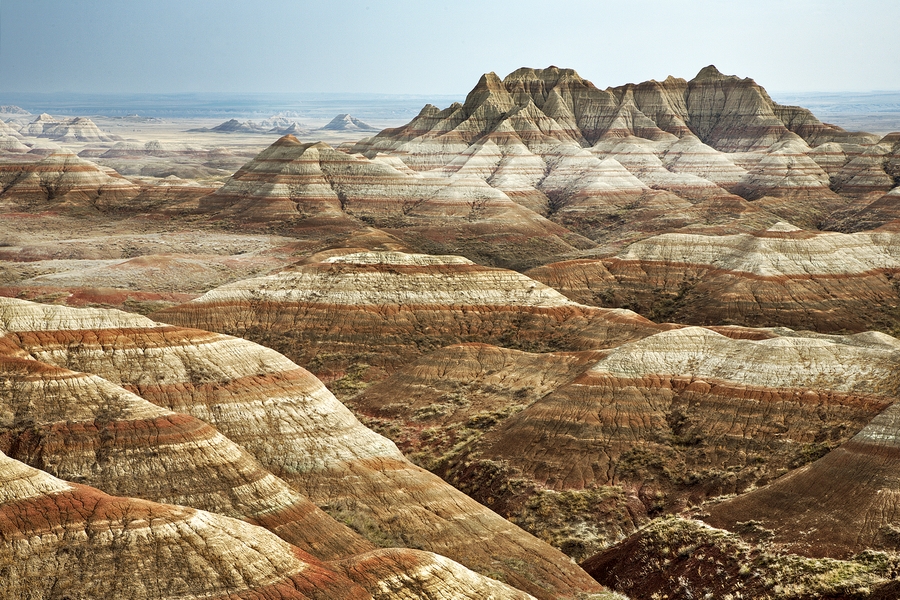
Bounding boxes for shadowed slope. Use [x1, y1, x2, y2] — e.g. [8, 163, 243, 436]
[705, 400, 900, 558]
[581, 516, 900, 600]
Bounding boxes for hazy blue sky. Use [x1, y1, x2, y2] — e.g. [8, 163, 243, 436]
[2, 0, 898, 95]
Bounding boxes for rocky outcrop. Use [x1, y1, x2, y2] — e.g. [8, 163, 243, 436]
[153, 250, 660, 386]
[0, 297, 608, 599]
[527, 225, 900, 332]
[0, 352, 373, 561]
[467, 325, 898, 524]
[347, 66, 894, 243]
[582, 516, 900, 600]
[0, 447, 543, 599]
[0, 152, 140, 209]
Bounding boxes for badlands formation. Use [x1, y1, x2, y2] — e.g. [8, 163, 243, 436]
[2, 65, 900, 599]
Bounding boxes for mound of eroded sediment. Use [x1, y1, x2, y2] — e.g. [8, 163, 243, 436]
[0, 296, 606, 599]
[153, 250, 660, 389]
[704, 399, 900, 558]
[199, 135, 591, 268]
[0, 451, 371, 599]
[528, 224, 900, 332]
[0, 151, 139, 209]
[350, 325, 900, 561]
[0, 351, 372, 561]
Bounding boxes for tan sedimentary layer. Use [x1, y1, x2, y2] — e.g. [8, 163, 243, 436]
[400, 327, 900, 560]
[528, 227, 900, 332]
[0, 297, 606, 599]
[200, 135, 589, 269]
[0, 352, 372, 561]
[0, 152, 139, 208]
[705, 399, 900, 558]
[154, 251, 660, 380]
[0, 451, 371, 599]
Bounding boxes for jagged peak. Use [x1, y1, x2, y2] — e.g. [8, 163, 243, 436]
[693, 65, 727, 81]
[462, 72, 516, 113]
[502, 66, 589, 90]
[416, 104, 442, 118]
[473, 71, 505, 92]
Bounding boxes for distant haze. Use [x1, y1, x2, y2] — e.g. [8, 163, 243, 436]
[2, 0, 899, 95]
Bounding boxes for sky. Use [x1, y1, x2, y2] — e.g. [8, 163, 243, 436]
[2, 0, 899, 96]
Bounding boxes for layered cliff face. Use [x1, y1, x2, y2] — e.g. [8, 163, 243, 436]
[153, 250, 661, 389]
[0, 227, 305, 314]
[0, 297, 607, 599]
[0, 151, 140, 209]
[348, 66, 896, 243]
[357, 65, 878, 156]
[586, 334, 900, 594]
[527, 224, 900, 333]
[0, 352, 374, 561]
[199, 135, 591, 269]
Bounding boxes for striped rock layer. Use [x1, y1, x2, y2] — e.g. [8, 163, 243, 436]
[0, 151, 140, 208]
[0, 229, 303, 314]
[0, 296, 606, 600]
[350, 326, 900, 561]
[527, 224, 900, 332]
[705, 399, 900, 558]
[153, 250, 661, 384]
[0, 450, 542, 600]
[0, 451, 371, 600]
[473, 325, 898, 497]
[199, 135, 591, 269]
[348, 65, 897, 241]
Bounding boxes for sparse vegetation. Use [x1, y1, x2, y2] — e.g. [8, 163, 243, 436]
[589, 516, 900, 600]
